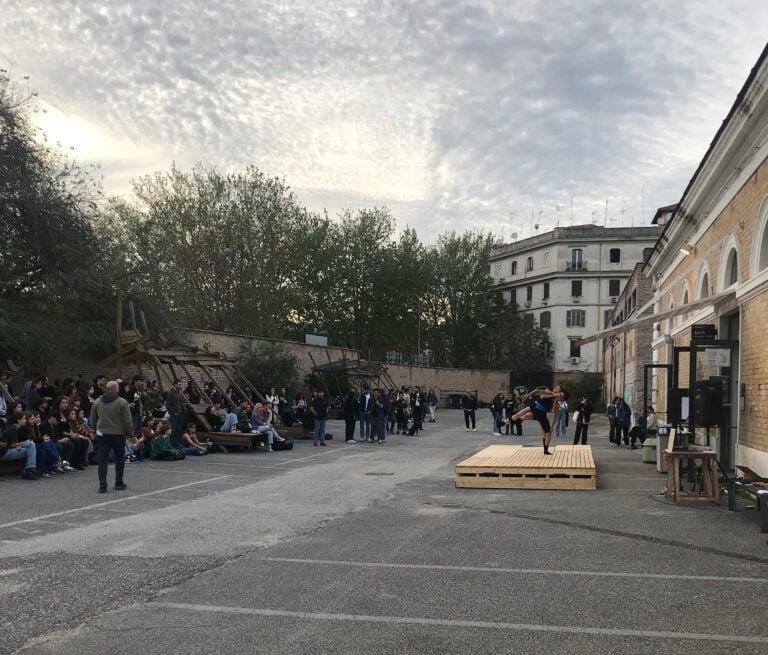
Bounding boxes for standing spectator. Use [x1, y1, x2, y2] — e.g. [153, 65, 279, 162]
[265, 387, 280, 423]
[90, 380, 133, 493]
[607, 396, 620, 445]
[310, 389, 329, 446]
[615, 397, 632, 447]
[411, 386, 425, 430]
[427, 388, 438, 423]
[502, 392, 519, 435]
[358, 385, 373, 441]
[372, 388, 389, 444]
[342, 389, 358, 443]
[572, 397, 593, 445]
[462, 389, 477, 432]
[490, 392, 505, 436]
[165, 379, 185, 447]
[92, 374, 108, 400]
[129, 375, 147, 436]
[293, 393, 307, 423]
[1, 412, 38, 479]
[553, 394, 569, 438]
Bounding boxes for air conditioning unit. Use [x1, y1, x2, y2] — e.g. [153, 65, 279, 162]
[572, 296, 581, 303]
[524, 301, 531, 308]
[542, 298, 549, 305]
[570, 357, 580, 364]
[609, 296, 618, 304]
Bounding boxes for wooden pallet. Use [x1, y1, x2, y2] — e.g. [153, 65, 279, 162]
[455, 445, 597, 490]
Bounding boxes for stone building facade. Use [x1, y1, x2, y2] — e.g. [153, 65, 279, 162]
[586, 43, 768, 476]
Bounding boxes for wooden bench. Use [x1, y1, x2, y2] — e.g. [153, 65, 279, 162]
[727, 465, 768, 534]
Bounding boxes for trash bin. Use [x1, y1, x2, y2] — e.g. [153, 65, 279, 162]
[656, 424, 670, 473]
[642, 437, 656, 464]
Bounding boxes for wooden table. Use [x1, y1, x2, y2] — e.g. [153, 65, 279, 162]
[663, 449, 718, 503]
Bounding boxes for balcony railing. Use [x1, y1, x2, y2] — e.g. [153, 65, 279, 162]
[565, 262, 588, 271]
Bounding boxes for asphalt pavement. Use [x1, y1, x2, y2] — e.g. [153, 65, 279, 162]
[1, 410, 767, 654]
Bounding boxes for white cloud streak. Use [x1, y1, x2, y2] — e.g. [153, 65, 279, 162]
[2, 0, 767, 241]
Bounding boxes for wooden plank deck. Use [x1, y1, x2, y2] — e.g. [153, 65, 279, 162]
[455, 445, 597, 490]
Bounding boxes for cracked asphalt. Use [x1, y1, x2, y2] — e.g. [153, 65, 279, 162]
[2, 410, 767, 654]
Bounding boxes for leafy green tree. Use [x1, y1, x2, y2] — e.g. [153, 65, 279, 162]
[238, 341, 300, 392]
[424, 231, 495, 368]
[488, 294, 552, 372]
[100, 164, 313, 337]
[0, 70, 115, 365]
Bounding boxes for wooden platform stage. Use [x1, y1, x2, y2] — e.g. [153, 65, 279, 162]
[455, 445, 597, 490]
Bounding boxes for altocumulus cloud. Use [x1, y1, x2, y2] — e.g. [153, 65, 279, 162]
[2, 0, 767, 241]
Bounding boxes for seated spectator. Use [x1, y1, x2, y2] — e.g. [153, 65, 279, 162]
[233, 400, 253, 432]
[185, 380, 202, 404]
[151, 423, 183, 460]
[180, 423, 211, 456]
[250, 402, 285, 451]
[140, 417, 158, 455]
[1, 412, 38, 479]
[27, 411, 60, 476]
[39, 413, 75, 472]
[204, 400, 239, 433]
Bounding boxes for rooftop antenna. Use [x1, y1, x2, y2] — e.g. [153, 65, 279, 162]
[604, 199, 608, 227]
[570, 195, 574, 226]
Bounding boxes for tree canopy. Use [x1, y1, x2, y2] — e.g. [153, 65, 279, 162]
[1, 73, 551, 374]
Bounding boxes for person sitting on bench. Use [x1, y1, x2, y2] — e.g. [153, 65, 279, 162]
[250, 402, 285, 451]
[1, 412, 39, 479]
[204, 400, 239, 433]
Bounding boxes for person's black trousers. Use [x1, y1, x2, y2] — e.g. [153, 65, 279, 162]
[344, 417, 356, 441]
[97, 433, 126, 489]
[573, 422, 589, 445]
[464, 409, 475, 429]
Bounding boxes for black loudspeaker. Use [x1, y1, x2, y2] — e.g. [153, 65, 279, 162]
[694, 380, 723, 427]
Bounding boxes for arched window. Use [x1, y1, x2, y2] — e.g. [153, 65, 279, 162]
[511, 261, 518, 275]
[719, 236, 740, 291]
[752, 195, 768, 276]
[726, 249, 739, 286]
[698, 269, 710, 299]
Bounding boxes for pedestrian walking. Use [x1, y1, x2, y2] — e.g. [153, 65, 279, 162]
[462, 389, 477, 432]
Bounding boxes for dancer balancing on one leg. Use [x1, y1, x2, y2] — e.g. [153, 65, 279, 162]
[505, 386, 568, 455]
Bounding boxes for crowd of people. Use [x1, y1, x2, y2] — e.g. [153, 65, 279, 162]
[1, 369, 659, 486]
[0, 372, 301, 483]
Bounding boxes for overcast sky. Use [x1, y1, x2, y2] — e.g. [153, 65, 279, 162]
[3, 1, 767, 242]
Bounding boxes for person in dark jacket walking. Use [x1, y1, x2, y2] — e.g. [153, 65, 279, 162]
[615, 398, 632, 447]
[462, 389, 477, 431]
[90, 380, 134, 493]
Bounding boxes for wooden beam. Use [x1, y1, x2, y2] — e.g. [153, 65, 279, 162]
[177, 362, 213, 405]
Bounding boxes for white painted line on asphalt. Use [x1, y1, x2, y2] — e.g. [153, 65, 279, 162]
[261, 557, 768, 584]
[0, 476, 231, 529]
[147, 602, 768, 644]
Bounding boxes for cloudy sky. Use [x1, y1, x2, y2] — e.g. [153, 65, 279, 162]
[3, 1, 767, 242]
